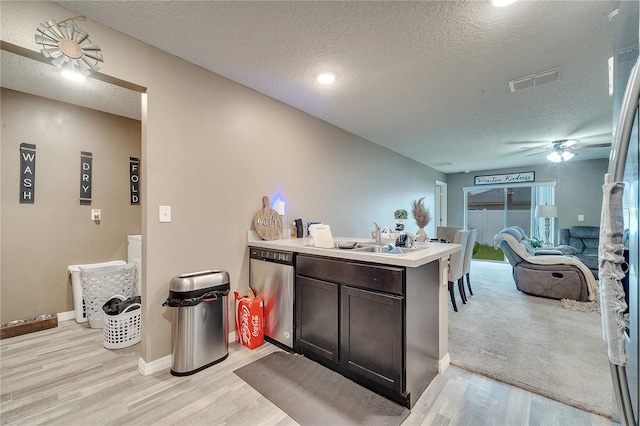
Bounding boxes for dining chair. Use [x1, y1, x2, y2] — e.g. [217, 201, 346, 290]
[437, 226, 461, 242]
[447, 229, 469, 312]
[462, 228, 478, 297]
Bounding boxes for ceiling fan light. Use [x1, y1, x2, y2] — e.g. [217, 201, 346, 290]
[561, 151, 575, 161]
[547, 151, 562, 162]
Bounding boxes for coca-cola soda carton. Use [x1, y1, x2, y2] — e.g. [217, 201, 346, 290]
[234, 290, 264, 350]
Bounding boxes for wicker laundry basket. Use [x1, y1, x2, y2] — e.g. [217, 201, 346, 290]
[80, 263, 136, 329]
[103, 295, 141, 349]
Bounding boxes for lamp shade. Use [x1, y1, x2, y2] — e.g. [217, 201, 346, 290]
[535, 204, 558, 218]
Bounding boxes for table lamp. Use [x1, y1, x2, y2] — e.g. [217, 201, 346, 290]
[535, 204, 558, 248]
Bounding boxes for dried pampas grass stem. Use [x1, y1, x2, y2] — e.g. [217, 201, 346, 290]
[411, 197, 431, 228]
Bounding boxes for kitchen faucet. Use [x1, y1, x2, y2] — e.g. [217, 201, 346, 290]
[373, 222, 381, 245]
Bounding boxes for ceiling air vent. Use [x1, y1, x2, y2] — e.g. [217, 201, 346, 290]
[509, 68, 560, 93]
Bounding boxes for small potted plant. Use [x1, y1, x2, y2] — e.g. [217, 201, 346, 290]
[394, 209, 408, 231]
[411, 197, 431, 242]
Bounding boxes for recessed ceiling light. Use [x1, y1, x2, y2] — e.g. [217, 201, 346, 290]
[492, 0, 516, 7]
[317, 73, 336, 84]
[61, 69, 86, 82]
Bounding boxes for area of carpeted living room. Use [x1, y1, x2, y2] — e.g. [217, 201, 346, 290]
[448, 259, 612, 419]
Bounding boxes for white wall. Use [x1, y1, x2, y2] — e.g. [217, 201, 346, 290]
[447, 159, 608, 233]
[2, 2, 446, 363]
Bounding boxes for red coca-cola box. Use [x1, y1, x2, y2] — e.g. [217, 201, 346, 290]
[234, 291, 264, 350]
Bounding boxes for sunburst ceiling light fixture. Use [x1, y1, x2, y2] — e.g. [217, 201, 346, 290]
[35, 17, 103, 79]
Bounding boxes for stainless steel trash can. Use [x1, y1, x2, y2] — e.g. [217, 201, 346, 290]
[165, 270, 230, 376]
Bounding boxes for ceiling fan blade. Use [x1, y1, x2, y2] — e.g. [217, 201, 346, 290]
[556, 139, 578, 148]
[525, 151, 546, 157]
[505, 140, 547, 146]
[572, 143, 612, 149]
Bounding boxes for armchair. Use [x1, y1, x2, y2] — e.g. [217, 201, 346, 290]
[494, 227, 598, 302]
[558, 226, 600, 278]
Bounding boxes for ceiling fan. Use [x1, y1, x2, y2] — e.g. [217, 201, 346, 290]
[523, 138, 612, 162]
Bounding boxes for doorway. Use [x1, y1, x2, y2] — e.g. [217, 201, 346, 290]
[435, 180, 447, 229]
[463, 182, 556, 260]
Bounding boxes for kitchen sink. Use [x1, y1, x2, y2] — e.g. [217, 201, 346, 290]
[353, 245, 390, 253]
[352, 244, 426, 255]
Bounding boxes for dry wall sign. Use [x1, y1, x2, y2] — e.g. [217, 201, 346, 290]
[20, 143, 36, 203]
[79, 151, 93, 205]
[130, 157, 140, 205]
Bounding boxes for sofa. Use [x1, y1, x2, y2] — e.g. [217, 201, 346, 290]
[558, 226, 599, 278]
[494, 227, 598, 301]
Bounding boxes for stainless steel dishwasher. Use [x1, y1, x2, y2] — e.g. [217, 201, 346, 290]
[249, 247, 294, 349]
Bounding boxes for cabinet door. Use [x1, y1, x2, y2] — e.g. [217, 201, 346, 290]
[340, 285, 403, 393]
[296, 276, 339, 363]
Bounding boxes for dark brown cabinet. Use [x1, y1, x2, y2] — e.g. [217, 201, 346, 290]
[340, 285, 403, 393]
[295, 275, 339, 363]
[295, 254, 405, 398]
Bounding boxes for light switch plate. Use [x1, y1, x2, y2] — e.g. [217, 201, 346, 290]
[159, 205, 172, 223]
[91, 209, 101, 220]
[578, 214, 585, 221]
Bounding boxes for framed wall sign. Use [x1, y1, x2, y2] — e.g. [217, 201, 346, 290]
[130, 157, 140, 205]
[79, 151, 93, 205]
[474, 171, 535, 186]
[20, 143, 36, 203]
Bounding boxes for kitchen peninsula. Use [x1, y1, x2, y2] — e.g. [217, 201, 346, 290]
[247, 232, 460, 408]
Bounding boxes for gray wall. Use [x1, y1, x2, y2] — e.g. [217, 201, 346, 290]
[446, 158, 608, 232]
[2, 2, 445, 362]
[1, 88, 142, 323]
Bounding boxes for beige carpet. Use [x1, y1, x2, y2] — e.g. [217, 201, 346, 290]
[448, 260, 613, 418]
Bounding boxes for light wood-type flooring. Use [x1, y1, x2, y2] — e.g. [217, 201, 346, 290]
[1, 321, 615, 425]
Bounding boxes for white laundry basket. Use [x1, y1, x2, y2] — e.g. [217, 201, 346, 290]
[103, 295, 141, 349]
[68, 260, 126, 323]
[80, 263, 136, 329]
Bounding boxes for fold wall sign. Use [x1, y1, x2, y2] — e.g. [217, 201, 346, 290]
[130, 157, 140, 205]
[80, 151, 92, 205]
[20, 143, 36, 203]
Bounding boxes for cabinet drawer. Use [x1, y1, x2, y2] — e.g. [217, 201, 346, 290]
[296, 255, 404, 296]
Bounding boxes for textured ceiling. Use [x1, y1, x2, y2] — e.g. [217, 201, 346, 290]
[1, 49, 141, 120]
[37, 1, 621, 172]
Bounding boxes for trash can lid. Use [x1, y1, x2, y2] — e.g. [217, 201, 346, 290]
[170, 270, 229, 292]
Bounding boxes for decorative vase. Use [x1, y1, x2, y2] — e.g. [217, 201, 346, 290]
[395, 219, 405, 231]
[416, 227, 427, 242]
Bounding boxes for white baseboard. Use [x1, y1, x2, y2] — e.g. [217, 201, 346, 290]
[137, 331, 237, 376]
[138, 355, 171, 376]
[439, 352, 450, 373]
[57, 310, 75, 322]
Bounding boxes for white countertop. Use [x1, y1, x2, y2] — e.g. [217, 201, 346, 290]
[247, 231, 460, 268]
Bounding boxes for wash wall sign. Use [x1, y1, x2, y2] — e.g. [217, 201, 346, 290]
[20, 143, 36, 203]
[474, 171, 535, 186]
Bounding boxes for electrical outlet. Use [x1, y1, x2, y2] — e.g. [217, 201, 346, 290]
[159, 205, 172, 223]
[578, 214, 585, 222]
